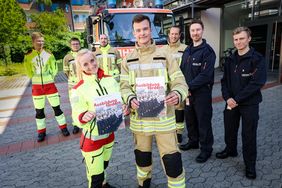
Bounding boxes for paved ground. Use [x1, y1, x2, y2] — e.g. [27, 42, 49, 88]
[0, 70, 281, 188]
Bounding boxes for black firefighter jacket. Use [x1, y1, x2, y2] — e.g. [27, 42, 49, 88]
[180, 39, 216, 95]
[221, 47, 267, 105]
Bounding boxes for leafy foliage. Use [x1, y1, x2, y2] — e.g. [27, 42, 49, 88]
[30, 9, 68, 36]
[0, 0, 27, 44]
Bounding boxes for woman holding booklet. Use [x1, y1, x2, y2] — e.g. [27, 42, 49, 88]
[70, 49, 126, 188]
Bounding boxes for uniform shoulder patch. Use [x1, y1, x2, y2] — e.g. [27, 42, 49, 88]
[73, 80, 84, 89]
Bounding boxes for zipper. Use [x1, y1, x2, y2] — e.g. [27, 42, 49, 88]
[37, 52, 44, 88]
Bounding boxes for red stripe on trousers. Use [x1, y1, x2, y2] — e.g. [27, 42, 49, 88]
[80, 133, 115, 152]
[32, 83, 58, 96]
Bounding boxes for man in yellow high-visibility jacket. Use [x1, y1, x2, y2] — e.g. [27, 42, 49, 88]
[120, 14, 188, 188]
[162, 26, 187, 143]
[94, 34, 122, 81]
[63, 37, 81, 134]
[24, 32, 70, 142]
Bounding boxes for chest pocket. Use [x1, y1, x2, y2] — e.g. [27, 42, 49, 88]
[239, 59, 256, 86]
[127, 57, 168, 90]
[190, 56, 203, 73]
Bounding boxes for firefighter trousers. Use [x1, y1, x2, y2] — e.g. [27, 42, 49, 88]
[32, 92, 67, 133]
[133, 132, 185, 188]
[184, 92, 214, 154]
[81, 140, 114, 188]
[223, 104, 259, 168]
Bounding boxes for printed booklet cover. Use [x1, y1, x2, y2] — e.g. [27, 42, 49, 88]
[94, 93, 124, 135]
[136, 76, 166, 118]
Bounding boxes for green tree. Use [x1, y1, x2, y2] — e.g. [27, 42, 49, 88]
[0, 0, 27, 66]
[0, 0, 26, 44]
[30, 9, 68, 36]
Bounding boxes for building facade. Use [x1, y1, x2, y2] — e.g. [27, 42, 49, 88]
[164, 0, 282, 82]
[17, 0, 95, 32]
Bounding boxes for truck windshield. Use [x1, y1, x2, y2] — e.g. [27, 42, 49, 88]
[104, 13, 174, 47]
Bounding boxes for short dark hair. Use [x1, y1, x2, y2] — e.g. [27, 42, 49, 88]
[190, 19, 204, 30]
[132, 14, 151, 29]
[169, 25, 181, 34]
[70, 37, 80, 43]
[233, 26, 252, 37]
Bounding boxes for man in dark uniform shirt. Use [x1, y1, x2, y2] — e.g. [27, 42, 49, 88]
[216, 26, 266, 179]
[179, 19, 215, 163]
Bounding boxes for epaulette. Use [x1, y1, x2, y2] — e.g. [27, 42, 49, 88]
[73, 80, 84, 89]
[25, 49, 32, 55]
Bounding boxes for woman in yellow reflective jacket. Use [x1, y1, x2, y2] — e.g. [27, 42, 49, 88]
[70, 49, 126, 188]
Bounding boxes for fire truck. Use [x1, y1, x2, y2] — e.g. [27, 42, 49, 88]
[86, 0, 178, 57]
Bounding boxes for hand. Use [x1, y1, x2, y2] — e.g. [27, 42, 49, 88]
[123, 104, 130, 115]
[130, 98, 140, 110]
[82, 111, 96, 122]
[227, 98, 238, 109]
[165, 91, 179, 106]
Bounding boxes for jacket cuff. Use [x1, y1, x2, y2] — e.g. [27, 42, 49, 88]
[78, 111, 88, 124]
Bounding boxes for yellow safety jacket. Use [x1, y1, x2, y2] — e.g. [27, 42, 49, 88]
[70, 70, 120, 140]
[95, 44, 122, 80]
[24, 49, 57, 85]
[63, 51, 78, 87]
[120, 41, 188, 134]
[161, 40, 187, 66]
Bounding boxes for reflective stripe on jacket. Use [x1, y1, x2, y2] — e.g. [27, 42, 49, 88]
[120, 41, 188, 133]
[63, 51, 78, 86]
[95, 44, 122, 79]
[70, 70, 120, 136]
[24, 49, 57, 85]
[161, 40, 187, 66]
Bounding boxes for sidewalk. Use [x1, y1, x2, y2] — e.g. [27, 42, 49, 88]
[0, 71, 281, 188]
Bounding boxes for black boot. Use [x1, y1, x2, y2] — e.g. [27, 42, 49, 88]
[72, 126, 80, 134]
[61, 127, 70, 136]
[37, 132, 46, 142]
[139, 178, 151, 188]
[246, 166, 256, 179]
[177, 134, 183, 143]
[102, 183, 116, 188]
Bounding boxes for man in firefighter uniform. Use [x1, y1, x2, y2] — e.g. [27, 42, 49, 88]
[95, 34, 122, 82]
[24, 32, 70, 142]
[120, 15, 188, 188]
[63, 37, 81, 134]
[179, 19, 215, 163]
[70, 49, 121, 188]
[162, 26, 187, 143]
[216, 27, 266, 179]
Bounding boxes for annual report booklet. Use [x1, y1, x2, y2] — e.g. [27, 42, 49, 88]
[94, 93, 124, 135]
[135, 76, 166, 118]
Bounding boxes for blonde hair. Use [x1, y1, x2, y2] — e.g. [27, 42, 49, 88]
[31, 32, 44, 41]
[75, 49, 97, 80]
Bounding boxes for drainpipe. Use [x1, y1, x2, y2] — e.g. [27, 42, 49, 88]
[69, 0, 75, 31]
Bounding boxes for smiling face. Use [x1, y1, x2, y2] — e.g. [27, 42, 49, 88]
[99, 34, 108, 47]
[133, 19, 152, 47]
[189, 23, 203, 43]
[78, 52, 98, 75]
[32, 37, 44, 51]
[169, 27, 181, 44]
[70, 40, 80, 52]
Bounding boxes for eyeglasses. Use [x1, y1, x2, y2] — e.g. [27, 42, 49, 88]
[71, 43, 80, 46]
